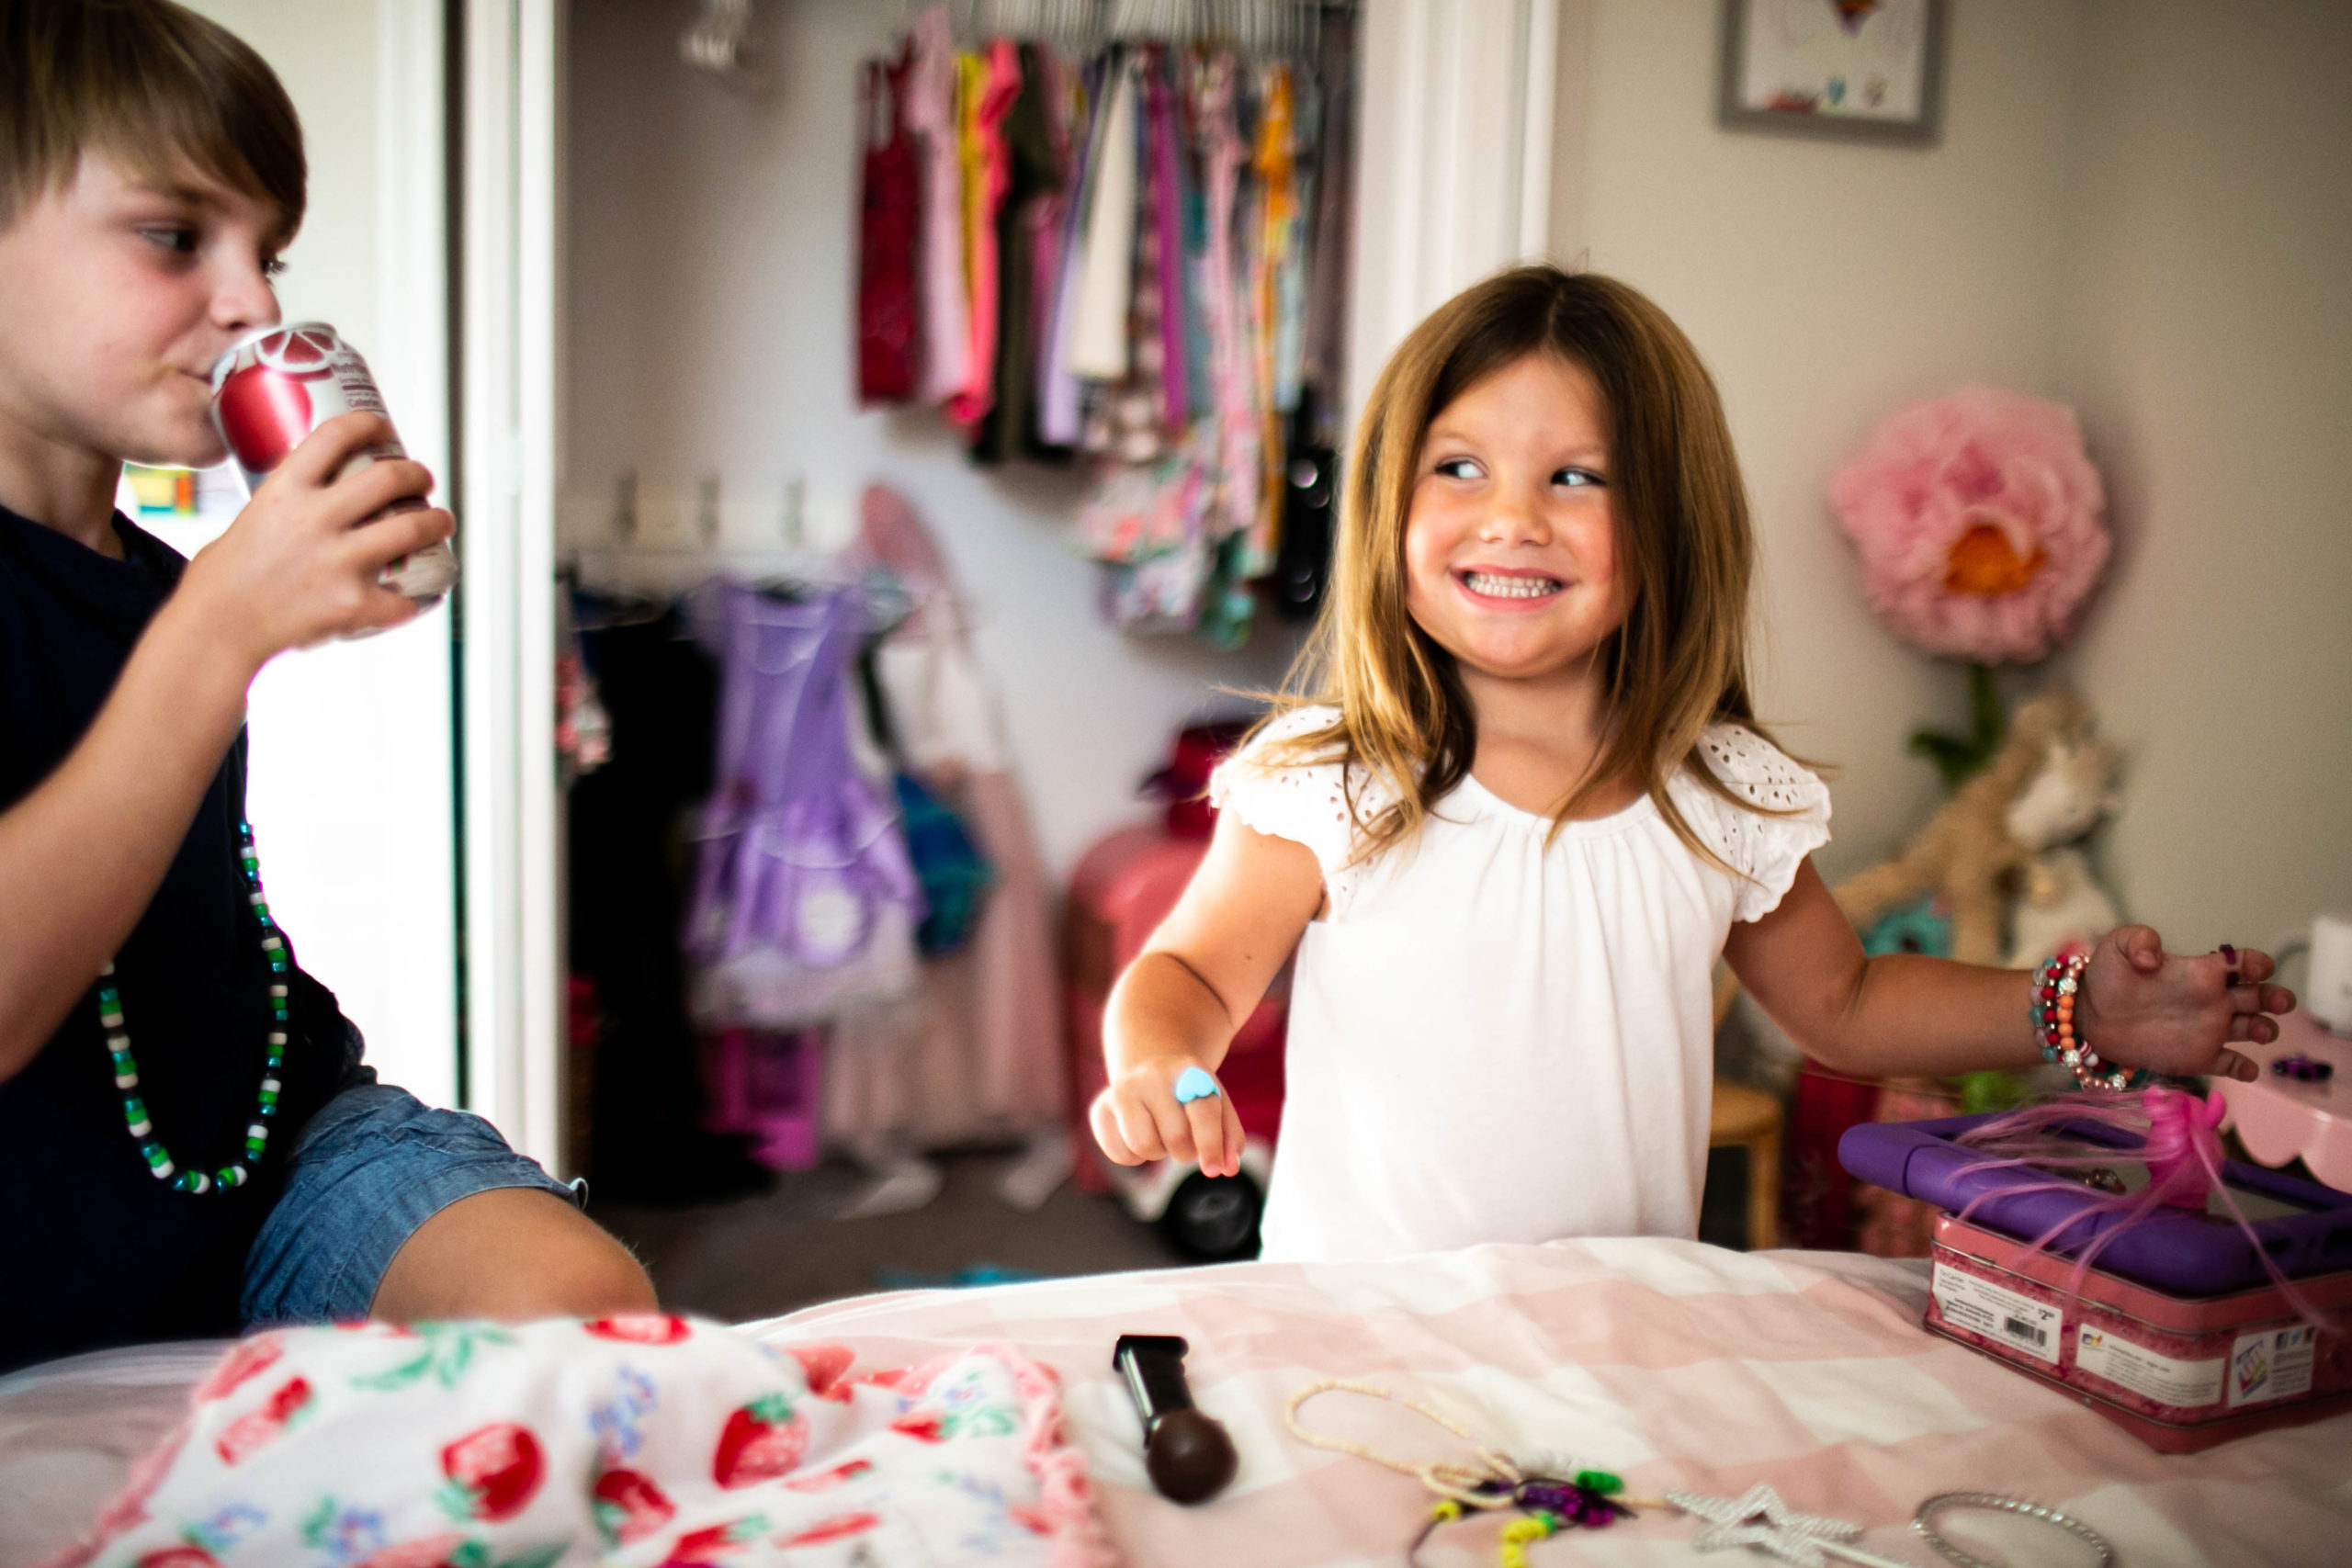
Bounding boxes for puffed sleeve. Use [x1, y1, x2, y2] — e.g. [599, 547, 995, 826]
[1684, 724, 1835, 922]
[1207, 705, 1390, 904]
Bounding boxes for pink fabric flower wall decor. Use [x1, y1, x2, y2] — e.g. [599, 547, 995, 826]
[1830, 385, 2110, 663]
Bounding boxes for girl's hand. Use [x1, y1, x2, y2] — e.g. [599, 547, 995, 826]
[1091, 1056, 1245, 1179]
[2078, 925, 2295, 1083]
[174, 412, 454, 672]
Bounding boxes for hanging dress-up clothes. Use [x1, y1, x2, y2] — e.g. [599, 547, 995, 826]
[1148, 48, 1189, 438]
[970, 43, 1057, 465]
[1066, 52, 1139, 384]
[947, 41, 1021, 429]
[1021, 47, 1078, 460]
[828, 486, 1067, 1147]
[1080, 49, 1171, 464]
[1196, 55, 1259, 550]
[685, 582, 924, 1032]
[907, 6, 968, 407]
[1302, 20, 1355, 416]
[857, 48, 922, 405]
[1037, 54, 1109, 449]
[1247, 62, 1300, 574]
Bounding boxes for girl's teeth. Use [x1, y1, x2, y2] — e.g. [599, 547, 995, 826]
[1464, 572, 1559, 599]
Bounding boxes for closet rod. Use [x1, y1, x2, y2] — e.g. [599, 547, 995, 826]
[930, 0, 1357, 54]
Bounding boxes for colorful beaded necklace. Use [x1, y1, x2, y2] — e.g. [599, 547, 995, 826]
[96, 819, 288, 1195]
[1283, 1380, 1650, 1567]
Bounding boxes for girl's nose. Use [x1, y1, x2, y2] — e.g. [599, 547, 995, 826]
[1478, 485, 1552, 547]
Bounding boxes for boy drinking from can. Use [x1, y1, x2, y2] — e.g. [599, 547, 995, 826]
[0, 0, 654, 1371]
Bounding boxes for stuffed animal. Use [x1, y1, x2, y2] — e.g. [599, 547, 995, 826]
[2000, 721, 2123, 966]
[1832, 690, 2104, 966]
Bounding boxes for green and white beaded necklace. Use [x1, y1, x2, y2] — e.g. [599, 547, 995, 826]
[96, 818, 288, 1195]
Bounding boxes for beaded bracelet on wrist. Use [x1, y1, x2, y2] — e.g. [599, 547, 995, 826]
[2030, 949, 2144, 1092]
[98, 819, 289, 1195]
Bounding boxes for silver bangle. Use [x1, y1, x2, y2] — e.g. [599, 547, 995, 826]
[1913, 1492, 2114, 1568]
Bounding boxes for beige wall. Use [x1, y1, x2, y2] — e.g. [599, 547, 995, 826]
[2050, 0, 2352, 951]
[1557, 0, 2350, 949]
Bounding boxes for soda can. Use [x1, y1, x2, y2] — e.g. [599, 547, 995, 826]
[208, 321, 458, 604]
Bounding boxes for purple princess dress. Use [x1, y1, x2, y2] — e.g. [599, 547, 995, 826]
[685, 581, 924, 1029]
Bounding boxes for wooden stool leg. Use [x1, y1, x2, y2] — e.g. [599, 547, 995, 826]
[1747, 1125, 1781, 1251]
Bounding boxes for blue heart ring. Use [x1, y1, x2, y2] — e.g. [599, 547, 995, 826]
[1173, 1066, 1221, 1104]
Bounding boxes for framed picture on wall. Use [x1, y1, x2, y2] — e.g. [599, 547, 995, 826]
[1718, 0, 1948, 145]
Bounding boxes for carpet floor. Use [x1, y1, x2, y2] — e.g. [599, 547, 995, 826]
[594, 1145, 1758, 1323]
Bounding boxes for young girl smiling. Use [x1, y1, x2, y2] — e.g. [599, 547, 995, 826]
[1091, 266, 2289, 1263]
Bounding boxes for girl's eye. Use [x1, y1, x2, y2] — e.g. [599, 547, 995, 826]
[141, 225, 199, 256]
[262, 256, 288, 279]
[1433, 457, 1483, 480]
[1554, 467, 1606, 489]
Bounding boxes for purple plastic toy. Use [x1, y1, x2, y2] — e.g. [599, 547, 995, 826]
[2272, 1053, 2335, 1082]
[1839, 1111, 2352, 1295]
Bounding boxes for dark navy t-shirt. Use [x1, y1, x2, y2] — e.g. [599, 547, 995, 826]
[0, 504, 348, 1372]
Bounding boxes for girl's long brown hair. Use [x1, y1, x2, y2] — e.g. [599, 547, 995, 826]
[1261, 265, 1781, 872]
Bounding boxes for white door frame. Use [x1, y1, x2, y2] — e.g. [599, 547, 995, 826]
[1345, 0, 1566, 422]
[371, 0, 461, 1111]
[172, 0, 464, 1112]
[460, 0, 567, 1174]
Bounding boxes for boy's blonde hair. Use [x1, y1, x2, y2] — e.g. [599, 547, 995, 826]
[1, 0, 305, 237]
[1267, 265, 1775, 871]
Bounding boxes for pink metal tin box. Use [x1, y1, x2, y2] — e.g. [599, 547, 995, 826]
[1926, 1213, 2352, 1451]
[1844, 1110, 2352, 1451]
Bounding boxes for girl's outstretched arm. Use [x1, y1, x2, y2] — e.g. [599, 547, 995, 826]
[1094, 808, 1323, 1179]
[1724, 860, 2284, 1083]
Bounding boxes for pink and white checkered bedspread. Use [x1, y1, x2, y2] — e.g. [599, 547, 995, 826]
[5, 1240, 2347, 1565]
[746, 1241, 2352, 1567]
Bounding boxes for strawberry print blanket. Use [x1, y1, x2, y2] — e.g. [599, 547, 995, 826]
[44, 1315, 1108, 1568]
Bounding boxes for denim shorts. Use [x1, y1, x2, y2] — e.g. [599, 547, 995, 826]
[241, 1032, 579, 1328]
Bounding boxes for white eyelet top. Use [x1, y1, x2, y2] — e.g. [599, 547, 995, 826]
[1209, 705, 1831, 1262]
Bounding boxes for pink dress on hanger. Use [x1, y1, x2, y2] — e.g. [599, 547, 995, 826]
[827, 486, 1066, 1146]
[947, 40, 1021, 428]
[907, 7, 968, 406]
[1146, 51, 1188, 436]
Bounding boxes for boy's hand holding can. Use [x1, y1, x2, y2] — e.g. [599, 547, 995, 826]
[209, 321, 460, 607]
[175, 411, 454, 667]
